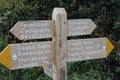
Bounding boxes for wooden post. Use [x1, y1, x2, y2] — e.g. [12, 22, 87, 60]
[52, 8, 68, 80]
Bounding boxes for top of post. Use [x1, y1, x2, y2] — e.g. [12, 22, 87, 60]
[53, 8, 66, 14]
[52, 8, 66, 16]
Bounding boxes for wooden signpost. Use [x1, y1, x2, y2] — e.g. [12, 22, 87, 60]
[0, 8, 114, 80]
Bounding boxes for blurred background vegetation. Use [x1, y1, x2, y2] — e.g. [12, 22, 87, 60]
[0, 0, 120, 80]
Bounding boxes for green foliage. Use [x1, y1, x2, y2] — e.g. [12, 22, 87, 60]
[0, 0, 120, 80]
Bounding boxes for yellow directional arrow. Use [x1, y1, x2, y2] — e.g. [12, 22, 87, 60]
[0, 45, 11, 69]
[0, 42, 54, 70]
[106, 38, 114, 57]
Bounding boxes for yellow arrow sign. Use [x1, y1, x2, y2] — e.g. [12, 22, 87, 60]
[0, 42, 54, 70]
[106, 38, 114, 56]
[0, 45, 11, 69]
[68, 38, 114, 62]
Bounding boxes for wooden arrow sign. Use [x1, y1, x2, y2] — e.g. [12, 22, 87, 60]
[68, 19, 96, 36]
[0, 41, 54, 70]
[68, 38, 114, 62]
[10, 20, 54, 40]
